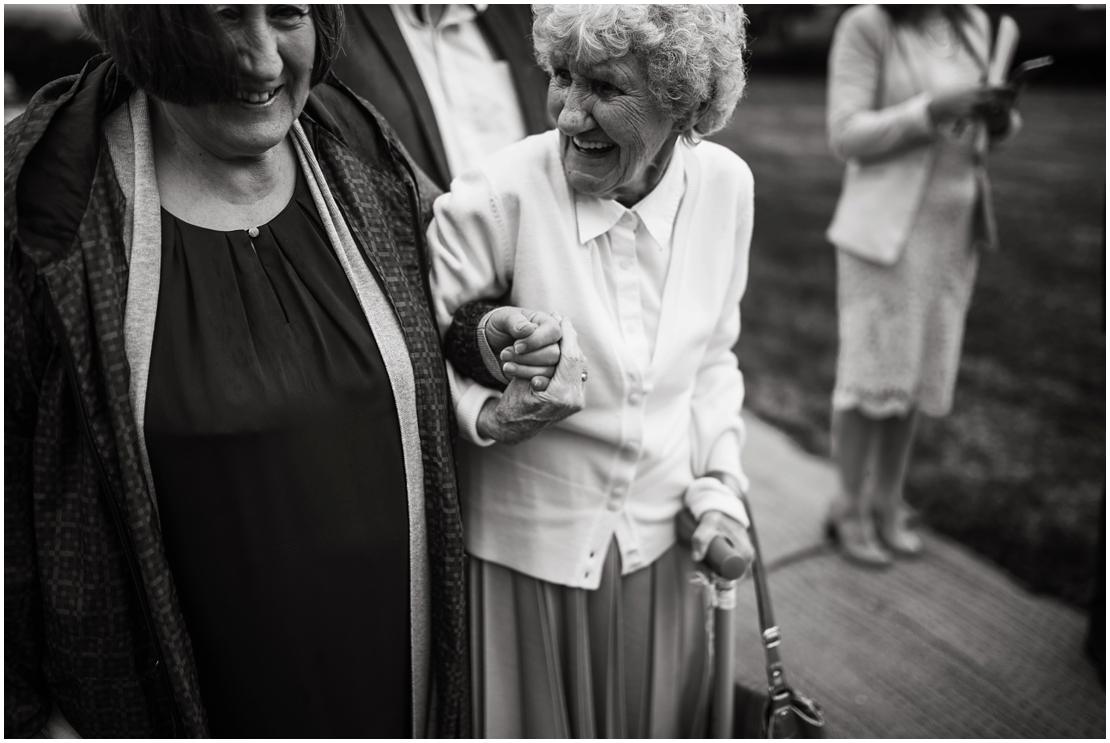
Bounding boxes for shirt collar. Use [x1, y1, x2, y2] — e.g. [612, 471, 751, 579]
[395, 4, 483, 30]
[574, 142, 687, 248]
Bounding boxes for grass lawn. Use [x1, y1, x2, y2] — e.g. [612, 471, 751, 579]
[712, 74, 1105, 607]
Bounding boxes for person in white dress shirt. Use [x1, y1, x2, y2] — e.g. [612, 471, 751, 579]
[332, 4, 550, 190]
[390, 3, 527, 176]
[429, 5, 755, 737]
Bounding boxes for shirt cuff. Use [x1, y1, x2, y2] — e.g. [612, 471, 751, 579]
[477, 310, 510, 385]
[456, 382, 502, 447]
[684, 477, 750, 528]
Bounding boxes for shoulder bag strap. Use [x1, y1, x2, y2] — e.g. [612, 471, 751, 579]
[738, 492, 790, 697]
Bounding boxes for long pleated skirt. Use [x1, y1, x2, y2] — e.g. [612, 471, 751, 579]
[469, 539, 714, 738]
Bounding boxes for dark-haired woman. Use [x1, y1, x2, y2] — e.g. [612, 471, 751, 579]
[2, 4, 522, 736]
[824, 5, 1020, 566]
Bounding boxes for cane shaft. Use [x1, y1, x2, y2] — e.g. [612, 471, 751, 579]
[711, 605, 735, 738]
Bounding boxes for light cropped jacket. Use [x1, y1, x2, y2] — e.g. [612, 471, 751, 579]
[428, 130, 754, 589]
[825, 4, 1021, 265]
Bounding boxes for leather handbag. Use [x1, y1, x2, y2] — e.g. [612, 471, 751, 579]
[731, 492, 826, 738]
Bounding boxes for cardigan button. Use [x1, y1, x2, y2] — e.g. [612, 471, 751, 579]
[607, 499, 621, 511]
[627, 392, 642, 406]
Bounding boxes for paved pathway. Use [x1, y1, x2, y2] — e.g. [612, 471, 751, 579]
[733, 412, 1105, 738]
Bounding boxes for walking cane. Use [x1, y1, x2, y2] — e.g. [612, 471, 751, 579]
[677, 509, 750, 738]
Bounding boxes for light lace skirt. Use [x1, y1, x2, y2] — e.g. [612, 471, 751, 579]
[833, 137, 980, 418]
[468, 539, 715, 738]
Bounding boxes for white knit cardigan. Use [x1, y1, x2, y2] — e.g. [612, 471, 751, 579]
[429, 130, 754, 589]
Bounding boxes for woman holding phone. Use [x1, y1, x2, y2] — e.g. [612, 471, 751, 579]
[824, 5, 1021, 566]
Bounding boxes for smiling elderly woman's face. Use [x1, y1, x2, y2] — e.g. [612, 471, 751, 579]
[548, 53, 681, 206]
[532, 4, 749, 206]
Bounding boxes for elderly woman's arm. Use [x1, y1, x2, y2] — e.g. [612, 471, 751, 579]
[427, 168, 516, 441]
[684, 165, 757, 544]
[428, 168, 582, 445]
[827, 6, 937, 162]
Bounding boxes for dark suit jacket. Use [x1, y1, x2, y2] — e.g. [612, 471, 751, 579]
[333, 4, 551, 190]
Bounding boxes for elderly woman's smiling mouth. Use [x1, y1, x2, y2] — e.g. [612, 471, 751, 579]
[570, 136, 617, 155]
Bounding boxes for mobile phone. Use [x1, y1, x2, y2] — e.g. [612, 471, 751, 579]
[1008, 56, 1055, 87]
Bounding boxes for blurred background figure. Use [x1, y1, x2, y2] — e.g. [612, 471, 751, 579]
[822, 4, 1020, 567]
[331, 4, 550, 189]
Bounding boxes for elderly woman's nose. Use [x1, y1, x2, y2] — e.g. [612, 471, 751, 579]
[557, 90, 594, 136]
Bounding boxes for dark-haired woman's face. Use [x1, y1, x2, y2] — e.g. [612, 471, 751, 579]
[164, 4, 315, 159]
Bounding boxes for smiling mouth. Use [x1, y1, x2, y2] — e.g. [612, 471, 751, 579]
[572, 136, 616, 155]
[236, 86, 281, 105]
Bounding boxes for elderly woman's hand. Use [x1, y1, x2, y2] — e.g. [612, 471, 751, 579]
[690, 510, 755, 575]
[484, 306, 564, 392]
[476, 318, 586, 444]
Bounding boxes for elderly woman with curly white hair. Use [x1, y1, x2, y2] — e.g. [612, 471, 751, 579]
[430, 5, 755, 736]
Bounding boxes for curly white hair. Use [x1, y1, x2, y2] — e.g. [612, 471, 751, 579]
[532, 4, 748, 139]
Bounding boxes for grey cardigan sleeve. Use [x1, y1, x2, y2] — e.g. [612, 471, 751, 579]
[827, 6, 936, 162]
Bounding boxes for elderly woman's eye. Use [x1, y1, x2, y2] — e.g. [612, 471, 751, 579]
[552, 68, 572, 85]
[595, 80, 622, 97]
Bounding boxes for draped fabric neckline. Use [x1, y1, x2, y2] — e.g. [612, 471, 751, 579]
[161, 181, 301, 237]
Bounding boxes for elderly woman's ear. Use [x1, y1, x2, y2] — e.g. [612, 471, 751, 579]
[680, 98, 715, 136]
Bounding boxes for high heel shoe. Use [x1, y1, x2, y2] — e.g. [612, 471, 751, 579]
[825, 505, 893, 568]
[874, 506, 924, 557]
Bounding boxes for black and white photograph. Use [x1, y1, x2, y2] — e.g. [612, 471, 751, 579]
[4, 3, 1105, 738]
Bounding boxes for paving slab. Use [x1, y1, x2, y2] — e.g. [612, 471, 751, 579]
[734, 413, 1106, 738]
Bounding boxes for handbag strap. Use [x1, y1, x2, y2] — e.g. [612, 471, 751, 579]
[738, 492, 791, 698]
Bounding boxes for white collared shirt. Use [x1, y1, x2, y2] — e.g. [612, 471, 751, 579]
[575, 144, 686, 373]
[391, 4, 528, 177]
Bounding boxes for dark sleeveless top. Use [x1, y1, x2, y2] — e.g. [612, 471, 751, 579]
[144, 168, 411, 737]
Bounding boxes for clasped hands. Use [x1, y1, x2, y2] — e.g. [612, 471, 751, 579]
[474, 306, 585, 445]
